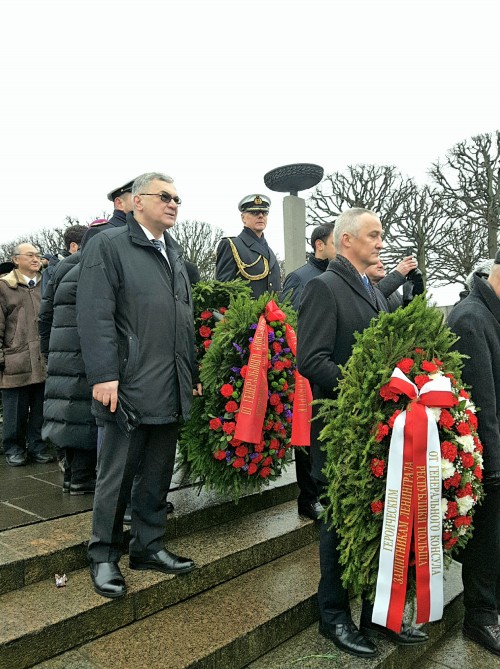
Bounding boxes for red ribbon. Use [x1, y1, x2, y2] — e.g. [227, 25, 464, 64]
[285, 324, 313, 446]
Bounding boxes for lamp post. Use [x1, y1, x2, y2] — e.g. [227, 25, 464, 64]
[264, 163, 324, 276]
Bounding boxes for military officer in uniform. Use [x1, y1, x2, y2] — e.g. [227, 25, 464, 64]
[215, 194, 281, 297]
[82, 178, 136, 247]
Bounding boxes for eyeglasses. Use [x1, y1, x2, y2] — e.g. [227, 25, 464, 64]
[140, 193, 182, 205]
[15, 253, 42, 259]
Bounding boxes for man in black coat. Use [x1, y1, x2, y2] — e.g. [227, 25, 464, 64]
[447, 253, 500, 657]
[215, 194, 281, 297]
[297, 208, 428, 657]
[281, 224, 335, 521]
[81, 178, 136, 247]
[77, 172, 200, 599]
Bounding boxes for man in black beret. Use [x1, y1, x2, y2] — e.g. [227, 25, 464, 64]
[215, 194, 281, 298]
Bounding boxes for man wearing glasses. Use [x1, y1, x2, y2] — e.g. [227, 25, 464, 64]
[77, 172, 200, 598]
[0, 244, 52, 466]
[215, 194, 281, 298]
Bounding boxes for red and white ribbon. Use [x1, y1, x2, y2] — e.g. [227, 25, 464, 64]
[372, 368, 455, 632]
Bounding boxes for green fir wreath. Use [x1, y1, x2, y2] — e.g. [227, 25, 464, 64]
[316, 295, 484, 602]
[179, 292, 299, 500]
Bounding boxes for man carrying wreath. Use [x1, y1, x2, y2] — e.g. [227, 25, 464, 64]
[297, 208, 428, 657]
[448, 251, 500, 657]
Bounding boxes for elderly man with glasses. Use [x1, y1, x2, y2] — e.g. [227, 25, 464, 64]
[215, 194, 281, 298]
[0, 243, 52, 466]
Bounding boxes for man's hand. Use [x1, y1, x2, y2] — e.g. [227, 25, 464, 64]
[93, 380, 119, 413]
[193, 383, 203, 396]
[395, 256, 418, 277]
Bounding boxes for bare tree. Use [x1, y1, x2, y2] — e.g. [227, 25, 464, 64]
[430, 131, 500, 258]
[172, 219, 224, 281]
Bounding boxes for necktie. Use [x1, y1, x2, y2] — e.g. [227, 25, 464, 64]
[362, 275, 371, 292]
[151, 239, 165, 253]
[28, 280, 35, 288]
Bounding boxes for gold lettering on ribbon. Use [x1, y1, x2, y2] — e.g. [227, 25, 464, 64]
[415, 465, 429, 567]
[392, 463, 413, 585]
[383, 489, 399, 552]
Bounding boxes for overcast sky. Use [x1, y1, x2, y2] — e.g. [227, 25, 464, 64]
[1, 0, 499, 304]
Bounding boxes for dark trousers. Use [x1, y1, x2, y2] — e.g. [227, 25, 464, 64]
[317, 481, 373, 626]
[295, 447, 320, 507]
[88, 420, 178, 563]
[65, 447, 97, 484]
[462, 471, 500, 626]
[1, 383, 46, 457]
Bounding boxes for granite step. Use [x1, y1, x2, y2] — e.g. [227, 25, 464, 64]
[0, 499, 318, 669]
[245, 560, 464, 669]
[0, 468, 299, 596]
[32, 543, 321, 669]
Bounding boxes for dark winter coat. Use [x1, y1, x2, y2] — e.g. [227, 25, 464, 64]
[447, 276, 500, 472]
[215, 227, 281, 298]
[77, 213, 197, 425]
[40, 252, 96, 450]
[297, 257, 389, 482]
[41, 251, 70, 296]
[281, 255, 329, 310]
[0, 270, 46, 389]
[81, 209, 127, 249]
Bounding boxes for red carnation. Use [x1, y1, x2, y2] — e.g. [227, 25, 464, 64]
[254, 442, 265, 453]
[275, 403, 284, 414]
[473, 437, 483, 453]
[199, 325, 212, 338]
[460, 451, 475, 469]
[200, 310, 213, 320]
[282, 381, 289, 391]
[283, 358, 292, 368]
[456, 421, 471, 436]
[222, 421, 236, 435]
[272, 342, 282, 354]
[388, 410, 402, 429]
[415, 348, 425, 354]
[247, 463, 258, 475]
[230, 438, 242, 447]
[240, 365, 248, 378]
[379, 384, 400, 402]
[225, 400, 238, 413]
[444, 537, 458, 550]
[235, 445, 249, 457]
[370, 457, 386, 478]
[433, 358, 443, 367]
[252, 454, 263, 464]
[203, 340, 212, 350]
[277, 448, 286, 458]
[370, 500, 384, 514]
[441, 441, 457, 461]
[269, 438, 280, 450]
[459, 388, 470, 399]
[273, 421, 283, 431]
[446, 501, 458, 519]
[259, 466, 272, 478]
[218, 307, 227, 314]
[213, 449, 226, 460]
[421, 360, 438, 373]
[442, 531, 453, 541]
[473, 465, 483, 481]
[375, 422, 390, 443]
[270, 393, 281, 406]
[287, 392, 295, 402]
[396, 358, 414, 374]
[439, 409, 455, 429]
[209, 417, 222, 431]
[443, 472, 461, 490]
[273, 361, 285, 372]
[414, 374, 431, 389]
[264, 420, 274, 431]
[220, 384, 234, 398]
[454, 515, 472, 528]
[262, 456, 273, 466]
[457, 482, 473, 498]
[232, 458, 245, 469]
[465, 410, 478, 430]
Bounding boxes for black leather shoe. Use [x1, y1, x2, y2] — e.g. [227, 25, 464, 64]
[463, 621, 500, 656]
[90, 561, 126, 599]
[5, 453, 27, 467]
[360, 620, 428, 645]
[319, 621, 378, 657]
[30, 452, 55, 464]
[129, 549, 195, 575]
[298, 500, 324, 521]
[70, 480, 96, 495]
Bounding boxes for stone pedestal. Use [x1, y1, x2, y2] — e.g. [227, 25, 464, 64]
[283, 195, 306, 276]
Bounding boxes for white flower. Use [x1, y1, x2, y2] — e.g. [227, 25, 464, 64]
[428, 372, 443, 380]
[441, 459, 456, 479]
[465, 399, 476, 413]
[457, 435, 474, 452]
[428, 407, 441, 423]
[475, 452, 484, 468]
[457, 495, 474, 515]
[458, 525, 468, 536]
[441, 498, 448, 519]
